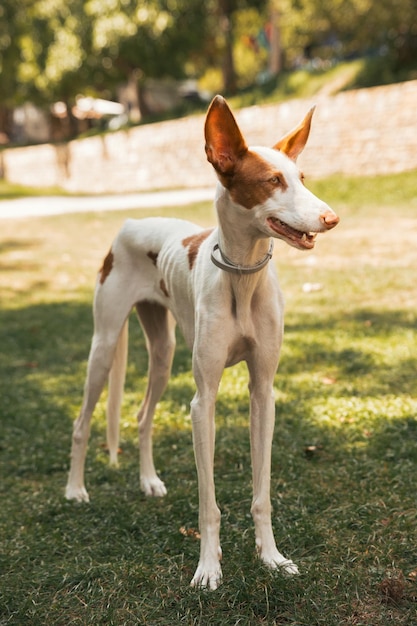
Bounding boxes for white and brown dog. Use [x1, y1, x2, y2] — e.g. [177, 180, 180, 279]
[65, 96, 339, 589]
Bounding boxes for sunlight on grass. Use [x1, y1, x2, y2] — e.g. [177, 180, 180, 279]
[0, 179, 67, 199]
[229, 60, 365, 108]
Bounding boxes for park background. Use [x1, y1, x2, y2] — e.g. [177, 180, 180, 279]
[1, 1, 417, 624]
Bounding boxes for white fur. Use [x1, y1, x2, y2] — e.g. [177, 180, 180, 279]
[65, 97, 339, 590]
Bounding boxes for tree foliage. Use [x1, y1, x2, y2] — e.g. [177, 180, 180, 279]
[85, 0, 209, 84]
[279, 0, 417, 66]
[0, 0, 416, 129]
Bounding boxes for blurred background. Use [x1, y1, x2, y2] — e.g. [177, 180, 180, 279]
[1, 0, 416, 145]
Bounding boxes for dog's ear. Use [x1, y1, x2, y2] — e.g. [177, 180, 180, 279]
[204, 95, 248, 175]
[273, 106, 315, 161]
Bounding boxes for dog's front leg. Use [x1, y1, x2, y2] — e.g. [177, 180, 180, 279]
[189, 347, 224, 590]
[248, 360, 299, 576]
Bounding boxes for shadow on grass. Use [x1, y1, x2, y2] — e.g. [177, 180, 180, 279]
[0, 299, 194, 482]
[283, 308, 416, 393]
[1, 299, 416, 475]
[1, 299, 416, 624]
[0, 238, 42, 273]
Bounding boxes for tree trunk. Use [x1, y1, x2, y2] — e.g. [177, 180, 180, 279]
[268, 1, 282, 77]
[0, 105, 13, 141]
[218, 0, 237, 95]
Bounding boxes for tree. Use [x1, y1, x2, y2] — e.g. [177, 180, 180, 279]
[278, 0, 417, 68]
[1, 0, 416, 139]
[0, 0, 94, 137]
[214, 0, 270, 93]
[84, 0, 209, 112]
[18, 0, 91, 103]
[216, 0, 238, 94]
[268, 0, 282, 76]
[0, 0, 35, 134]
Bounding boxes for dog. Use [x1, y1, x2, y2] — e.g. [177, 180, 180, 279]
[65, 95, 339, 590]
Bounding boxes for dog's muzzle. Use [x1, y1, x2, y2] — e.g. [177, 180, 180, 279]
[320, 210, 340, 230]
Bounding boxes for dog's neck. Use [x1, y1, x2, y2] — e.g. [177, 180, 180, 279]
[214, 184, 272, 272]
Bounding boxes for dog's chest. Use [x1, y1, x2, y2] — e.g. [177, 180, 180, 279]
[225, 333, 255, 366]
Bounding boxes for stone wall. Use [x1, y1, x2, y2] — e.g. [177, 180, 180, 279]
[2, 80, 417, 193]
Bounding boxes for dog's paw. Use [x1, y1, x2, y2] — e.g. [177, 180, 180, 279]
[191, 563, 223, 591]
[140, 475, 167, 497]
[65, 484, 90, 503]
[256, 540, 299, 576]
[261, 551, 299, 576]
[191, 546, 223, 591]
[274, 558, 300, 576]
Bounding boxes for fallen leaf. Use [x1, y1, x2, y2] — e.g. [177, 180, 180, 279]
[379, 570, 405, 604]
[179, 526, 201, 540]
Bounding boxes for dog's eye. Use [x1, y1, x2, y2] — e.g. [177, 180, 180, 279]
[269, 175, 282, 185]
[300, 172, 305, 184]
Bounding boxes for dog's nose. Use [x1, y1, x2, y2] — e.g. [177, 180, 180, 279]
[320, 210, 340, 230]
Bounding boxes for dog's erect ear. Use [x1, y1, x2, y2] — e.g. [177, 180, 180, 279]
[273, 106, 315, 161]
[204, 95, 248, 175]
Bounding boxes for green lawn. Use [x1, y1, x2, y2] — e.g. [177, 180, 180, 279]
[0, 180, 68, 199]
[1, 174, 416, 625]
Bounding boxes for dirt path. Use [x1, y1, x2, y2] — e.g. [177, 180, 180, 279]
[0, 187, 214, 219]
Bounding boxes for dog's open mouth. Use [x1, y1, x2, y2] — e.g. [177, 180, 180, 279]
[267, 217, 317, 249]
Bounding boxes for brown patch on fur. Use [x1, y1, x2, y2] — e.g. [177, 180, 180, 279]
[160, 279, 169, 297]
[99, 249, 114, 284]
[147, 251, 158, 266]
[182, 228, 214, 269]
[219, 150, 288, 210]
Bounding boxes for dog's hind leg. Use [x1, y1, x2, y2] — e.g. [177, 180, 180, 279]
[107, 318, 128, 466]
[65, 281, 133, 503]
[135, 301, 176, 496]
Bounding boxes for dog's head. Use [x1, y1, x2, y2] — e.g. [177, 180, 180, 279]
[204, 95, 339, 250]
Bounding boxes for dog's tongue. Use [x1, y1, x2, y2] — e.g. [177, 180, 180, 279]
[267, 217, 316, 249]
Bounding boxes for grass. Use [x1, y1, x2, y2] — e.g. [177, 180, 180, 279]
[229, 60, 366, 109]
[0, 180, 68, 200]
[1, 172, 417, 625]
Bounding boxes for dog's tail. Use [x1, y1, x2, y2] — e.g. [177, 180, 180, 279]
[107, 318, 129, 466]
